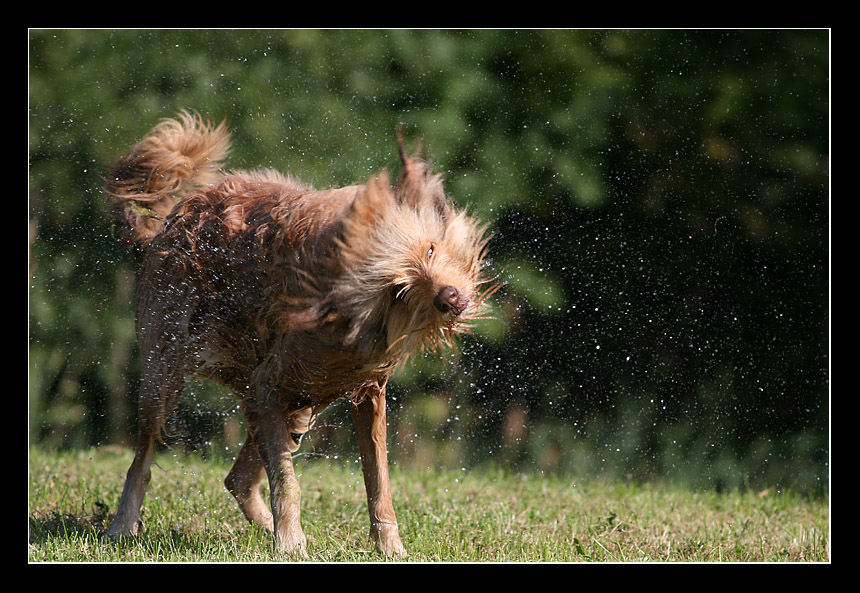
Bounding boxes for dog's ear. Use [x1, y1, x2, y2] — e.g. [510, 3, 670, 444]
[346, 171, 395, 229]
[395, 127, 448, 217]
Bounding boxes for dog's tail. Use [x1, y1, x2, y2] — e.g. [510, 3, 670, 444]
[104, 110, 231, 252]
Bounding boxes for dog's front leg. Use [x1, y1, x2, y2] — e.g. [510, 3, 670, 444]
[351, 381, 406, 557]
[245, 386, 308, 558]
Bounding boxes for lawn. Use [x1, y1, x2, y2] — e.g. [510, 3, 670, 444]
[28, 446, 829, 562]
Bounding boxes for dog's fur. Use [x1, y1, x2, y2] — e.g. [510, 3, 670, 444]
[102, 111, 491, 557]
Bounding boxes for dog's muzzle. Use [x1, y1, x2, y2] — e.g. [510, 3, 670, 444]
[434, 285, 468, 316]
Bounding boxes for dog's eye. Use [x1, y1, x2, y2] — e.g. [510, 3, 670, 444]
[428, 243, 435, 259]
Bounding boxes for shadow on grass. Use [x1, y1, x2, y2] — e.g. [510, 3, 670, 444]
[28, 503, 220, 560]
[29, 501, 110, 544]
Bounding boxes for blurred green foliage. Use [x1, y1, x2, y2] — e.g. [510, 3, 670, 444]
[29, 29, 829, 494]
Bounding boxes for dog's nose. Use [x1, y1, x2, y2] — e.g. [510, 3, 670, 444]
[434, 285, 467, 315]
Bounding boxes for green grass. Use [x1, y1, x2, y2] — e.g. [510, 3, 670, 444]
[28, 446, 829, 562]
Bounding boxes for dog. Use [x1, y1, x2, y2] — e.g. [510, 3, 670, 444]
[102, 111, 492, 557]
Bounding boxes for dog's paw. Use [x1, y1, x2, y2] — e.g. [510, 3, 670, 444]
[104, 517, 144, 540]
[275, 529, 309, 559]
[372, 521, 406, 558]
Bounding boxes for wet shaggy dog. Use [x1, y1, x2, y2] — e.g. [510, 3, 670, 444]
[102, 111, 492, 557]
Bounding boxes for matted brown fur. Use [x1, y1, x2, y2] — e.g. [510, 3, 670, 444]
[103, 110, 492, 557]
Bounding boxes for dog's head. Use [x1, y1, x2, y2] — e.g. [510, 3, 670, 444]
[336, 134, 493, 360]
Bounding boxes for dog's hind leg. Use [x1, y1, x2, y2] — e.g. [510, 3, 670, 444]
[225, 407, 315, 532]
[105, 368, 184, 538]
[105, 429, 155, 538]
[224, 432, 274, 532]
[351, 380, 406, 557]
